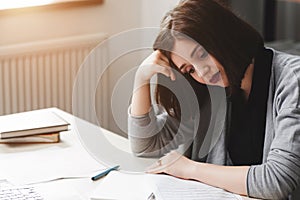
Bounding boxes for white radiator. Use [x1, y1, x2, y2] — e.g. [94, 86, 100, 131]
[0, 33, 107, 124]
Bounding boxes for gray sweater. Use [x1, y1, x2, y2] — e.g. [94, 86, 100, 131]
[128, 49, 300, 199]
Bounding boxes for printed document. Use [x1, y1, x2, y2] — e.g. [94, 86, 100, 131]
[90, 171, 242, 200]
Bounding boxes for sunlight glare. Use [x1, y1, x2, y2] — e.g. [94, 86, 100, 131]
[0, 0, 56, 10]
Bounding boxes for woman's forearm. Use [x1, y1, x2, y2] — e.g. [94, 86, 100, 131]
[130, 51, 174, 116]
[130, 78, 151, 116]
[189, 161, 250, 196]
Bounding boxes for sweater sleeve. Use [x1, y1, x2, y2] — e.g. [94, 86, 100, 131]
[247, 109, 300, 199]
[247, 52, 300, 199]
[128, 105, 194, 157]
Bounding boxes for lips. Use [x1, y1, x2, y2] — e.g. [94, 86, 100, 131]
[209, 71, 221, 84]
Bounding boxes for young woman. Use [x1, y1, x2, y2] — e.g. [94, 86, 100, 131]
[128, 0, 300, 199]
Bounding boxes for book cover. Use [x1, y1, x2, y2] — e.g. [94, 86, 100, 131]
[0, 109, 69, 139]
[0, 132, 60, 144]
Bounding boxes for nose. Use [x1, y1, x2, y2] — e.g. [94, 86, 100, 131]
[195, 65, 210, 77]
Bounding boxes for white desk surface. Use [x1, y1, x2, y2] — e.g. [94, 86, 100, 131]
[0, 108, 256, 200]
[0, 107, 129, 200]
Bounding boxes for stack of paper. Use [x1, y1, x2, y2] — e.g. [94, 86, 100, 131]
[90, 171, 243, 200]
[0, 109, 69, 143]
[0, 146, 105, 185]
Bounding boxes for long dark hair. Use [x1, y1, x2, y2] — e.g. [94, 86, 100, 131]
[153, 0, 264, 120]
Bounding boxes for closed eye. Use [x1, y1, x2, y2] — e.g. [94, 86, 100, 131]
[197, 47, 209, 59]
[199, 49, 208, 59]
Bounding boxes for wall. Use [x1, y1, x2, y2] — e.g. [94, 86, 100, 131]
[0, 0, 180, 135]
[229, 0, 264, 35]
[276, 0, 300, 41]
[103, 0, 181, 136]
[0, 0, 142, 45]
[141, 0, 180, 27]
[0, 0, 180, 46]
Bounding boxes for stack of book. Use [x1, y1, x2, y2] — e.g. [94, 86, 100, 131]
[0, 109, 69, 144]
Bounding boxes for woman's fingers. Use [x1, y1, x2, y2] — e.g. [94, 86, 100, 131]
[146, 151, 193, 180]
[156, 50, 170, 63]
[146, 151, 181, 173]
[155, 65, 175, 80]
[156, 52, 176, 81]
[169, 70, 176, 81]
[146, 159, 165, 173]
[138, 50, 176, 82]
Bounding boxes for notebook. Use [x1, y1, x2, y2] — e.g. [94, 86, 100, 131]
[90, 171, 243, 200]
[0, 109, 69, 139]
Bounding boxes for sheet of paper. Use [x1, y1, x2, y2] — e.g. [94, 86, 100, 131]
[152, 174, 243, 200]
[90, 171, 153, 200]
[90, 171, 243, 200]
[0, 146, 105, 185]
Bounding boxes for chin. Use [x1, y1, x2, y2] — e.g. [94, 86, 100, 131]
[212, 83, 226, 87]
[206, 80, 226, 87]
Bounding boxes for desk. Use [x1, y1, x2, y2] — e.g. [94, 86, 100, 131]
[0, 108, 130, 199]
[0, 108, 256, 200]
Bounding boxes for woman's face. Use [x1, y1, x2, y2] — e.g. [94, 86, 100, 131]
[170, 39, 229, 87]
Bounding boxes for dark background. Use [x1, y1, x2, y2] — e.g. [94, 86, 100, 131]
[225, 0, 300, 55]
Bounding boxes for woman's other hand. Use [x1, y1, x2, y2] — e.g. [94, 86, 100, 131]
[147, 150, 251, 197]
[146, 150, 194, 180]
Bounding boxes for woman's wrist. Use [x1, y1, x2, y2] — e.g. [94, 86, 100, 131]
[186, 161, 211, 183]
[186, 159, 203, 180]
[134, 70, 151, 86]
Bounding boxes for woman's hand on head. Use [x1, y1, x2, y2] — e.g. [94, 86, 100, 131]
[131, 50, 173, 116]
[146, 150, 195, 180]
[136, 50, 176, 83]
